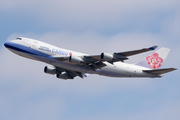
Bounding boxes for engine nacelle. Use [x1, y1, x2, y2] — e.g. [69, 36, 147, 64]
[56, 72, 73, 80]
[69, 55, 84, 64]
[44, 66, 57, 75]
[101, 53, 113, 61]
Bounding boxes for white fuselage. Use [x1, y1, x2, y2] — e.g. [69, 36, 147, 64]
[4, 38, 161, 78]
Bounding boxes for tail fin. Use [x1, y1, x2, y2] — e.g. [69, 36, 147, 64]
[136, 47, 170, 69]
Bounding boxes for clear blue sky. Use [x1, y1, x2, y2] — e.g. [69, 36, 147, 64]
[0, 0, 180, 120]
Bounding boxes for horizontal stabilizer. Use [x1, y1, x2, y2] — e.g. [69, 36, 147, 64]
[143, 68, 177, 74]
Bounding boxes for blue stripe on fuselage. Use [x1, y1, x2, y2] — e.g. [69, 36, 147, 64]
[4, 42, 49, 57]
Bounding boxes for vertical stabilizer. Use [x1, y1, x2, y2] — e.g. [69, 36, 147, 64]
[136, 47, 170, 69]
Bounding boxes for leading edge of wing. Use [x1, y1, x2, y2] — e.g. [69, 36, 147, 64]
[115, 45, 158, 57]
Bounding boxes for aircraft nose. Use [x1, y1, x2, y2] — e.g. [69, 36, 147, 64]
[4, 42, 11, 48]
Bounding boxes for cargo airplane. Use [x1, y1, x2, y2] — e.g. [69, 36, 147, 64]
[4, 37, 176, 80]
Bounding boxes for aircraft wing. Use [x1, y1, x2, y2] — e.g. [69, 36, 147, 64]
[55, 56, 69, 62]
[55, 66, 86, 79]
[85, 45, 158, 63]
[114, 45, 158, 57]
[54, 46, 158, 70]
[54, 55, 107, 70]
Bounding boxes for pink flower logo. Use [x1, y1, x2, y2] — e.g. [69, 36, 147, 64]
[69, 52, 72, 56]
[146, 53, 163, 68]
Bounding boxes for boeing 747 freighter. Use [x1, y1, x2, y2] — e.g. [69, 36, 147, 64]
[4, 37, 176, 80]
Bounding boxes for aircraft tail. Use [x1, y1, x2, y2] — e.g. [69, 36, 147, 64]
[136, 47, 170, 69]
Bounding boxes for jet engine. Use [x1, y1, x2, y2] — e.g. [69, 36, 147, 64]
[44, 66, 57, 75]
[101, 53, 114, 61]
[69, 55, 84, 64]
[56, 72, 73, 80]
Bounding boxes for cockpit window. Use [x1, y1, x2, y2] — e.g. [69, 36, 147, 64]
[16, 38, 22, 40]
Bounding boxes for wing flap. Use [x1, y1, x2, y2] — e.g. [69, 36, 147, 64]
[143, 68, 177, 74]
[56, 66, 85, 79]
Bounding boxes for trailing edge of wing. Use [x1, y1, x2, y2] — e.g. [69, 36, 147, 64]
[56, 66, 85, 79]
[143, 68, 177, 74]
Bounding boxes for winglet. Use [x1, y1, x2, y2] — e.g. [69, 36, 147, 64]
[148, 45, 158, 50]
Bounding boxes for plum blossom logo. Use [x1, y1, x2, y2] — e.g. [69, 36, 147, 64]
[69, 52, 72, 56]
[146, 53, 163, 68]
